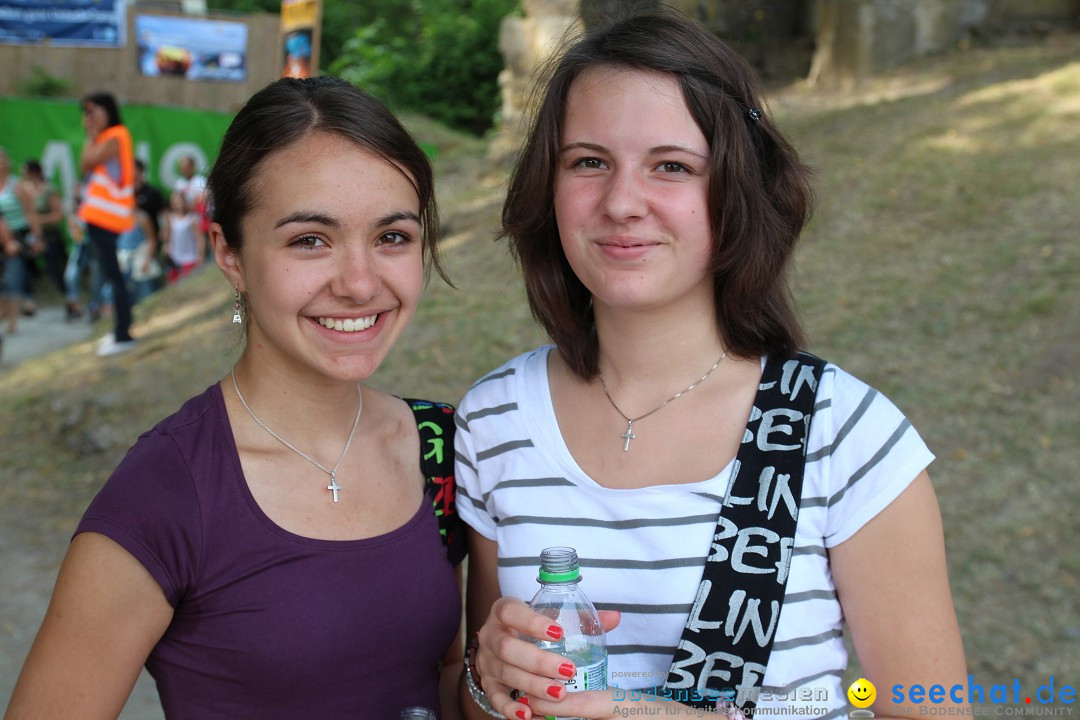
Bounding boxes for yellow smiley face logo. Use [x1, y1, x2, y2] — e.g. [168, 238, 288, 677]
[848, 678, 877, 708]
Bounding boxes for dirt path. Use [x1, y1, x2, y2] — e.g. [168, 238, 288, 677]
[0, 305, 93, 369]
[0, 307, 164, 717]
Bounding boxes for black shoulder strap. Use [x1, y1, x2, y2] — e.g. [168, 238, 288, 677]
[662, 352, 826, 711]
[405, 398, 466, 565]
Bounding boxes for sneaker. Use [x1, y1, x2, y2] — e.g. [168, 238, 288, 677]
[96, 336, 136, 357]
[96, 333, 115, 348]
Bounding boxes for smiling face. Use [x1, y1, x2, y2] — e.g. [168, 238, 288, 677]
[213, 131, 424, 384]
[553, 67, 715, 318]
[847, 678, 877, 708]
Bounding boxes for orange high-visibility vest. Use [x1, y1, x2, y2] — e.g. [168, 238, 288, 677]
[78, 124, 136, 233]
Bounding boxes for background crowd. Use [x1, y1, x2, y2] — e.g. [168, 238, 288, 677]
[0, 114, 211, 362]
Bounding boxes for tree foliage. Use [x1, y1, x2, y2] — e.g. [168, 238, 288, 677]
[329, 0, 519, 135]
[208, 0, 519, 135]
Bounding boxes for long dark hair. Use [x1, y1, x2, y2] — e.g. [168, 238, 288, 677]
[503, 9, 813, 379]
[81, 92, 123, 128]
[207, 76, 446, 283]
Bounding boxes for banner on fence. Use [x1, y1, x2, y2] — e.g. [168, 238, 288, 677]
[0, 0, 126, 47]
[136, 14, 247, 82]
[280, 0, 319, 78]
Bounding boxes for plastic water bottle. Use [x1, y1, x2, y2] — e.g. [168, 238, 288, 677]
[528, 546, 608, 702]
[400, 707, 436, 720]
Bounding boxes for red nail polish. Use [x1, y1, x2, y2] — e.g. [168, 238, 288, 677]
[546, 625, 562, 640]
[546, 685, 562, 699]
[558, 662, 574, 678]
[517, 697, 530, 706]
[516, 710, 527, 720]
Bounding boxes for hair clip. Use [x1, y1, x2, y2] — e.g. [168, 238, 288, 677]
[747, 107, 763, 123]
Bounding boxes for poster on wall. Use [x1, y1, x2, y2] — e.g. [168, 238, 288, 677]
[0, 0, 126, 47]
[135, 14, 247, 83]
[280, 0, 318, 78]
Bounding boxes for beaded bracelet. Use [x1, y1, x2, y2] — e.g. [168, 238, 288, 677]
[464, 633, 506, 719]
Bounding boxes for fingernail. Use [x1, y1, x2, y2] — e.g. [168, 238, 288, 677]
[516, 710, 527, 720]
[546, 685, 562, 699]
[546, 625, 562, 640]
[558, 662, 574, 678]
[517, 697, 530, 706]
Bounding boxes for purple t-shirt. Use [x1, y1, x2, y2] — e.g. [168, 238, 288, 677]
[77, 384, 461, 719]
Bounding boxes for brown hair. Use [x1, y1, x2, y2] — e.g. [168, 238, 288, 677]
[207, 76, 446, 283]
[503, 9, 812, 379]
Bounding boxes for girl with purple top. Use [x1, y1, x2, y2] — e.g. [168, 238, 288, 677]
[6, 77, 465, 719]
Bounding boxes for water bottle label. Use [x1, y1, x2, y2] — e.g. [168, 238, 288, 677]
[565, 657, 608, 692]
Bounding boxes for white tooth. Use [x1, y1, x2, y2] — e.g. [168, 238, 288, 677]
[319, 317, 329, 327]
[333, 319, 344, 331]
[364, 315, 375, 329]
[343, 318, 355, 332]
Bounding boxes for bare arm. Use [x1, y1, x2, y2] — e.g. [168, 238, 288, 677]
[831, 471, 968, 719]
[460, 530, 507, 720]
[159, 213, 171, 256]
[40, 190, 64, 226]
[14, 183, 42, 246]
[136, 211, 156, 275]
[3, 533, 174, 720]
[0, 217, 16, 256]
[194, 219, 206, 264]
[439, 562, 466, 720]
[79, 136, 119, 176]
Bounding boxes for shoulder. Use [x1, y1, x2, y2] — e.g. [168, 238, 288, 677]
[813, 360, 912, 433]
[459, 345, 550, 412]
[100, 124, 130, 142]
[802, 361, 935, 545]
[78, 386, 226, 598]
[113, 386, 225, 477]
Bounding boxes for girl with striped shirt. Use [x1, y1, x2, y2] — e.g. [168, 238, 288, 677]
[457, 10, 966, 720]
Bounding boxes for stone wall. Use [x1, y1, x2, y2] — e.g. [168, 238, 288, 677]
[489, 0, 581, 159]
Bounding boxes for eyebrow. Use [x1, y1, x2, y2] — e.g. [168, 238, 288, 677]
[274, 210, 421, 230]
[375, 211, 422, 228]
[274, 211, 339, 229]
[560, 141, 708, 161]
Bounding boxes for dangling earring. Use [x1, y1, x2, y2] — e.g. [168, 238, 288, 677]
[232, 288, 243, 324]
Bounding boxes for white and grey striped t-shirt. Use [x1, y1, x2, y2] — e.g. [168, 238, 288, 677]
[455, 345, 933, 719]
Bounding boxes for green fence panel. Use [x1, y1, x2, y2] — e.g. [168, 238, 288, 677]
[0, 96, 234, 208]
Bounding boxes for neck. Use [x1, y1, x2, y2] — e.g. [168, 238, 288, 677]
[230, 353, 362, 447]
[593, 302, 725, 390]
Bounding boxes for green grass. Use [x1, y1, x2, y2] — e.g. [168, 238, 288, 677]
[2, 34, 1078, 689]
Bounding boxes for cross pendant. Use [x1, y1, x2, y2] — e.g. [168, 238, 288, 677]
[621, 420, 637, 452]
[327, 473, 341, 503]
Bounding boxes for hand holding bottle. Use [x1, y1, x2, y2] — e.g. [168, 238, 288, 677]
[471, 547, 621, 720]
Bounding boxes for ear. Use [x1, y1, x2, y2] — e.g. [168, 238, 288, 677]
[211, 223, 245, 292]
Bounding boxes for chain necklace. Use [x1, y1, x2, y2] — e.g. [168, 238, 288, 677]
[230, 368, 363, 503]
[599, 352, 727, 452]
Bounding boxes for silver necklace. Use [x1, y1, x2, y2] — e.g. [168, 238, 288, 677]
[230, 368, 363, 503]
[599, 352, 727, 452]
